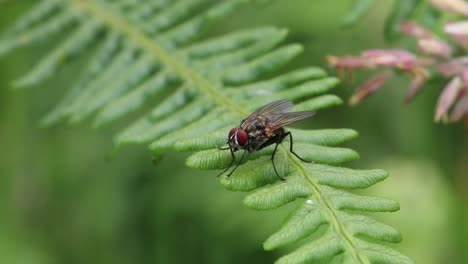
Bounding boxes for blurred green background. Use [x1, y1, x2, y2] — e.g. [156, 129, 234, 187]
[0, 0, 467, 263]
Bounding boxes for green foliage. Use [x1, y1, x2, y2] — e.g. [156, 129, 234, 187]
[1, 0, 413, 263]
[343, 0, 441, 41]
[342, 0, 373, 27]
[384, 0, 423, 41]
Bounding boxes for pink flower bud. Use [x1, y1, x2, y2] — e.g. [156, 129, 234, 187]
[435, 77, 463, 122]
[437, 56, 468, 76]
[405, 75, 427, 103]
[445, 21, 468, 35]
[326, 55, 374, 70]
[361, 49, 417, 67]
[452, 34, 468, 48]
[349, 71, 393, 105]
[429, 0, 468, 16]
[450, 92, 468, 121]
[445, 21, 468, 48]
[462, 68, 468, 87]
[417, 38, 452, 58]
[399, 21, 433, 39]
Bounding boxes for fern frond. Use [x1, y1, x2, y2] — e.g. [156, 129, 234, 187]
[1, 1, 413, 263]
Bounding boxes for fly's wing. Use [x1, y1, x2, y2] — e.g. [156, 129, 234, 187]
[242, 100, 293, 125]
[268, 111, 316, 130]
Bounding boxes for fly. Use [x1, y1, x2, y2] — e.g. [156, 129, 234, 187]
[217, 100, 315, 181]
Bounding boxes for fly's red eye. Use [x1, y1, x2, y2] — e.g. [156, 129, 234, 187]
[236, 130, 248, 146]
[228, 128, 238, 139]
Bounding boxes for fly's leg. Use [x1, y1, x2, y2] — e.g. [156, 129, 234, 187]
[270, 141, 286, 181]
[286, 132, 312, 163]
[216, 147, 236, 178]
[226, 150, 247, 177]
[257, 134, 287, 181]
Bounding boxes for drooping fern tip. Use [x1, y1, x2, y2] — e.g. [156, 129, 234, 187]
[1, 0, 413, 263]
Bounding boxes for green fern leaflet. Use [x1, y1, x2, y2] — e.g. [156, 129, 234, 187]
[1, 0, 414, 263]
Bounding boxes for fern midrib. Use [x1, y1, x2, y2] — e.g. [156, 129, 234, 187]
[279, 148, 369, 264]
[70, 0, 249, 116]
[68, 0, 367, 262]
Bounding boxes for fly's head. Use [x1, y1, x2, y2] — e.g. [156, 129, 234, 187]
[228, 127, 249, 151]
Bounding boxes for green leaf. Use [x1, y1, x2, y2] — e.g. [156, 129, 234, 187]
[275, 232, 343, 264]
[1, 1, 413, 263]
[342, 0, 374, 27]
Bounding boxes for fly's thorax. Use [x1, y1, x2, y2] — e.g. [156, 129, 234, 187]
[241, 116, 267, 131]
[238, 116, 267, 152]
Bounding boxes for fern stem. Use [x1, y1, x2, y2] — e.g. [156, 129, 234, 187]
[69, 0, 249, 116]
[279, 146, 370, 264]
